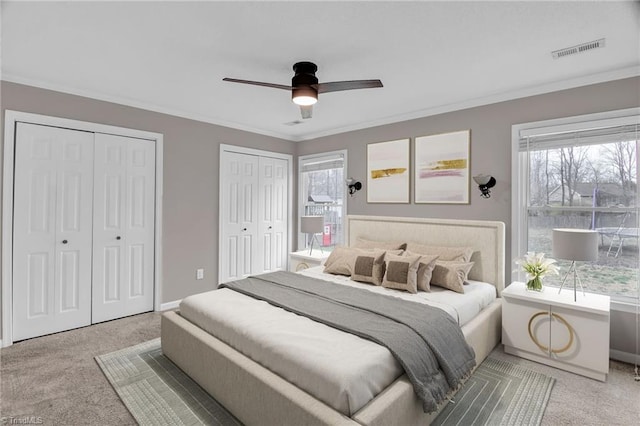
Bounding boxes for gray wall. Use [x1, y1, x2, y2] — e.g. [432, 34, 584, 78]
[0, 81, 295, 341]
[2, 77, 639, 358]
[297, 76, 640, 356]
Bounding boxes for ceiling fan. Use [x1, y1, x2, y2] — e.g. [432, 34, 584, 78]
[223, 61, 383, 119]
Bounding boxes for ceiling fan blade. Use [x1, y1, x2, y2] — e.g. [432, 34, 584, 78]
[223, 78, 291, 91]
[300, 105, 313, 119]
[316, 80, 383, 94]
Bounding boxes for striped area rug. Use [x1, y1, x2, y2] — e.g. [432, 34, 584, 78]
[97, 339, 554, 426]
[433, 357, 555, 426]
[96, 338, 241, 426]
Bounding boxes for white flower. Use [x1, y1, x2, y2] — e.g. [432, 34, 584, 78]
[514, 252, 560, 281]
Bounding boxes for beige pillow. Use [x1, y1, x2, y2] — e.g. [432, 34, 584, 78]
[381, 253, 420, 294]
[352, 238, 407, 251]
[324, 247, 385, 276]
[430, 261, 474, 294]
[323, 245, 348, 269]
[351, 252, 386, 285]
[404, 252, 439, 292]
[405, 243, 474, 262]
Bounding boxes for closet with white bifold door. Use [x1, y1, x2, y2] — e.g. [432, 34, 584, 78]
[219, 145, 290, 283]
[10, 121, 157, 342]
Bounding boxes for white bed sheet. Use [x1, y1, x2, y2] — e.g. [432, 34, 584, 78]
[179, 269, 496, 416]
[299, 266, 496, 326]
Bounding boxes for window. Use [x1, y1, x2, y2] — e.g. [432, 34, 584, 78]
[513, 109, 639, 304]
[298, 150, 347, 252]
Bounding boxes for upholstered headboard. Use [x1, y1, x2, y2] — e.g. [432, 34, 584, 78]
[346, 215, 506, 295]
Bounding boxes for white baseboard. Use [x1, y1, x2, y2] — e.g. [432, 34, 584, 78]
[160, 300, 181, 311]
[610, 349, 640, 365]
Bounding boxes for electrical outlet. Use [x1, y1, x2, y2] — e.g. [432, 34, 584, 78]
[196, 268, 204, 280]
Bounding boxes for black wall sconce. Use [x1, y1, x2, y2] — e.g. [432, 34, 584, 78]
[346, 178, 362, 196]
[473, 174, 496, 198]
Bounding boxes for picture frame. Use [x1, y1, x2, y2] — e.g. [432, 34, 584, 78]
[414, 130, 470, 204]
[367, 138, 410, 203]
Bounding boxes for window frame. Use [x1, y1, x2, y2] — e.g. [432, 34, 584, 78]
[297, 149, 348, 251]
[511, 107, 640, 311]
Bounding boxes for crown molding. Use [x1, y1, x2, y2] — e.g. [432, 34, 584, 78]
[3, 65, 639, 143]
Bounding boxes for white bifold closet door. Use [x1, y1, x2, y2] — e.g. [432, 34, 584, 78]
[12, 123, 94, 341]
[258, 157, 288, 273]
[220, 151, 260, 282]
[220, 151, 288, 283]
[92, 133, 156, 323]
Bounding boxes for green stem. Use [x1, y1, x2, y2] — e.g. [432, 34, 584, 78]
[526, 276, 543, 291]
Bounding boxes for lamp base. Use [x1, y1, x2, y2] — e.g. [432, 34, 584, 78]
[307, 233, 324, 256]
[557, 260, 585, 302]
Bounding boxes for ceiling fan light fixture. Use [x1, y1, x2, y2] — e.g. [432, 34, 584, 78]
[292, 86, 317, 106]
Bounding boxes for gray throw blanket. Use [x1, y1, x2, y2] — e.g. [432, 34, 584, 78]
[220, 271, 476, 413]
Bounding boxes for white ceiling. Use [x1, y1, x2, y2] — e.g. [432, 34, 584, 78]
[2, 1, 639, 141]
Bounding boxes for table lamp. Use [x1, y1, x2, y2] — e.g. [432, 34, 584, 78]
[300, 216, 324, 255]
[552, 228, 598, 301]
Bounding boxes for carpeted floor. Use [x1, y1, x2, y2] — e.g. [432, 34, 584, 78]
[2, 311, 639, 425]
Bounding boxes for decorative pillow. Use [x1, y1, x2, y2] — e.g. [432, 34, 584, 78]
[323, 245, 348, 269]
[381, 253, 420, 294]
[405, 243, 474, 262]
[324, 247, 385, 276]
[351, 252, 386, 285]
[403, 252, 439, 292]
[352, 238, 407, 251]
[430, 261, 474, 294]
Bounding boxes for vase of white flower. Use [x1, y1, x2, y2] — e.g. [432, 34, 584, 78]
[514, 252, 559, 292]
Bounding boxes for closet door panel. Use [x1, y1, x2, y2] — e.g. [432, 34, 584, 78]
[92, 134, 155, 323]
[92, 134, 127, 322]
[272, 158, 288, 270]
[124, 139, 155, 314]
[257, 157, 288, 273]
[13, 123, 93, 341]
[220, 152, 259, 282]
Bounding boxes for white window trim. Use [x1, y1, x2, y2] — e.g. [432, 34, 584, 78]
[297, 149, 348, 250]
[511, 107, 640, 311]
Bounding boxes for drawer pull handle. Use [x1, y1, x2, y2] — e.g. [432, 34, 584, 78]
[295, 262, 309, 272]
[527, 311, 574, 354]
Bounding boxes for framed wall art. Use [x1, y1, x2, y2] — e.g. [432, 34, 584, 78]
[414, 130, 470, 204]
[367, 138, 410, 203]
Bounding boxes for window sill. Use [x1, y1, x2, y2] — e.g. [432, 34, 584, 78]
[611, 299, 640, 314]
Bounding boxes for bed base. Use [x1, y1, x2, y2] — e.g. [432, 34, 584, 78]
[161, 298, 502, 426]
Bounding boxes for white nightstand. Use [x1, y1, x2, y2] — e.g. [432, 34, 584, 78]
[289, 250, 330, 272]
[502, 282, 610, 381]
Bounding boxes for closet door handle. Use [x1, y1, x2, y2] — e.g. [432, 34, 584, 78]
[242, 228, 247, 231]
[116, 236, 121, 240]
[268, 226, 272, 230]
[62, 240, 68, 244]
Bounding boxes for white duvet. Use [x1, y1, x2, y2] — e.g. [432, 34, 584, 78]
[179, 267, 496, 416]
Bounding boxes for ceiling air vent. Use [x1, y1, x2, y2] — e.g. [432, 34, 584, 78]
[552, 38, 605, 59]
[283, 120, 305, 126]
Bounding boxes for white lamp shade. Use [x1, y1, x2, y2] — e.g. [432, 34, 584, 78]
[300, 216, 324, 234]
[552, 228, 598, 261]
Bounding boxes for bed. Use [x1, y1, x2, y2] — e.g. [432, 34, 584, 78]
[162, 215, 505, 426]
